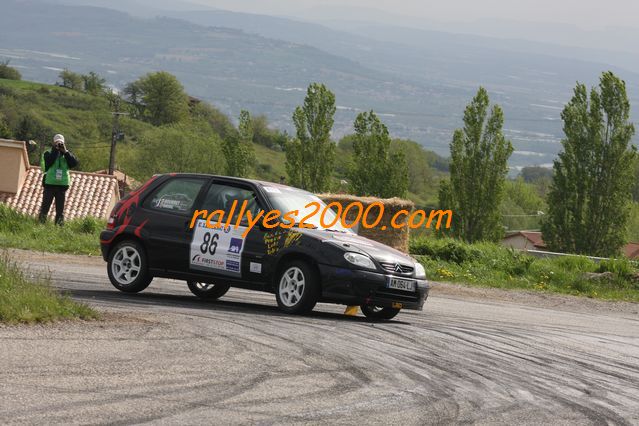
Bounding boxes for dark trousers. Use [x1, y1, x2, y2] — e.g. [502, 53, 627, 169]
[39, 185, 68, 225]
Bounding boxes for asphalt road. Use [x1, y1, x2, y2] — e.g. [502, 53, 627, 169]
[2, 250, 639, 425]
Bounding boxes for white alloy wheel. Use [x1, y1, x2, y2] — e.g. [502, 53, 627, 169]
[111, 245, 142, 286]
[278, 266, 306, 307]
[194, 282, 214, 291]
[187, 281, 231, 300]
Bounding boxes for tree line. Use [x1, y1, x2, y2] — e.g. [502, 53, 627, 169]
[84, 70, 413, 199]
[1, 60, 636, 257]
[275, 74, 636, 258]
[437, 72, 635, 258]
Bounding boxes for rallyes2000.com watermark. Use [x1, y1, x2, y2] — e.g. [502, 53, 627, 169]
[189, 200, 452, 238]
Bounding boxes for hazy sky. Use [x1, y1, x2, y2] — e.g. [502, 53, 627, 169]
[191, 0, 639, 29]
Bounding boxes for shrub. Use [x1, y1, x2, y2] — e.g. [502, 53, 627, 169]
[410, 234, 639, 301]
[0, 85, 16, 97]
[505, 249, 534, 276]
[68, 216, 103, 234]
[552, 255, 596, 272]
[0, 204, 34, 233]
[257, 163, 273, 175]
[0, 60, 21, 80]
[410, 237, 480, 264]
[570, 278, 596, 294]
[596, 258, 637, 279]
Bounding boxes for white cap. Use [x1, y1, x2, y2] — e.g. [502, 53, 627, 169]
[53, 134, 65, 144]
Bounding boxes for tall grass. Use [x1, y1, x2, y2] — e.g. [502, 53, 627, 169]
[0, 252, 97, 323]
[0, 204, 103, 255]
[411, 237, 639, 302]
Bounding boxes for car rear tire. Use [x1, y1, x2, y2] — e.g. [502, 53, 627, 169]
[107, 240, 152, 293]
[275, 260, 319, 314]
[361, 305, 400, 320]
[187, 281, 230, 300]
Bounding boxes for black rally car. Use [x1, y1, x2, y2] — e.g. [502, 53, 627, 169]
[100, 174, 429, 319]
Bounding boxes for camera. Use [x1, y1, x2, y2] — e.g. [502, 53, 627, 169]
[56, 141, 64, 149]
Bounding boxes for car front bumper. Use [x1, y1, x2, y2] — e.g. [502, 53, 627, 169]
[318, 264, 429, 310]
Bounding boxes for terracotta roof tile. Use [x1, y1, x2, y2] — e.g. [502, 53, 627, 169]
[518, 231, 546, 248]
[623, 243, 639, 259]
[504, 231, 639, 259]
[93, 169, 141, 191]
[0, 167, 119, 220]
[503, 231, 546, 249]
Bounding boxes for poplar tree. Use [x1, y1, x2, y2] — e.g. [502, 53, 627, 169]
[438, 87, 513, 242]
[286, 83, 336, 192]
[222, 110, 255, 177]
[348, 110, 408, 198]
[542, 72, 636, 256]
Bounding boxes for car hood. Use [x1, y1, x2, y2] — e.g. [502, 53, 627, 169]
[301, 228, 416, 266]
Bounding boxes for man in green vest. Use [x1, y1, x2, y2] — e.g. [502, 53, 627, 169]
[39, 134, 79, 225]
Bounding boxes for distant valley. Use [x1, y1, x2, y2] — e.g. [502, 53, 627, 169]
[2, 0, 638, 170]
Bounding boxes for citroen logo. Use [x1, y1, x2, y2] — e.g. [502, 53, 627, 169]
[394, 263, 403, 273]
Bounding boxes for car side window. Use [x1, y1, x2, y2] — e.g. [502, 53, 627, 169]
[144, 178, 206, 214]
[201, 183, 262, 223]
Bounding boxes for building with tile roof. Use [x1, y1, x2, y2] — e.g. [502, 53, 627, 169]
[503, 230, 639, 260]
[502, 231, 547, 251]
[92, 169, 140, 197]
[0, 139, 119, 220]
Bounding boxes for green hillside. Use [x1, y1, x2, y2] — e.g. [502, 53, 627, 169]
[0, 78, 287, 182]
[0, 78, 155, 171]
[6, 76, 637, 243]
[0, 77, 446, 205]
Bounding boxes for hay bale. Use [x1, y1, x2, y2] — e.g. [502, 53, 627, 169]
[318, 193, 414, 253]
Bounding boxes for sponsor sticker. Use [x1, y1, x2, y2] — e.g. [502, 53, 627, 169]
[191, 254, 225, 269]
[190, 219, 246, 276]
[226, 259, 240, 273]
[229, 237, 243, 254]
[263, 186, 281, 194]
[154, 195, 192, 211]
[250, 262, 262, 273]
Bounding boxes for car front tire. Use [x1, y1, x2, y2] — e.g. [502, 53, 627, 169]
[107, 240, 152, 293]
[361, 305, 400, 320]
[275, 260, 319, 314]
[187, 281, 230, 300]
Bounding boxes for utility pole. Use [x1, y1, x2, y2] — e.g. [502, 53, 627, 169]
[38, 137, 45, 164]
[109, 96, 128, 175]
[36, 128, 50, 166]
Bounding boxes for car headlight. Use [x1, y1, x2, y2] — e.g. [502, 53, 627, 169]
[414, 262, 426, 279]
[344, 252, 376, 270]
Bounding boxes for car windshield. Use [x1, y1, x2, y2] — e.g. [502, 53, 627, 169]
[264, 186, 352, 233]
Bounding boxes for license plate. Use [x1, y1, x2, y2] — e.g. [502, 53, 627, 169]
[387, 277, 416, 292]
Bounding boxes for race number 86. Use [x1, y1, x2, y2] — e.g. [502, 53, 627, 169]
[200, 232, 219, 255]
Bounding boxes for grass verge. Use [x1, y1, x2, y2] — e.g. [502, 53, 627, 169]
[411, 237, 639, 302]
[0, 252, 98, 324]
[0, 204, 102, 256]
